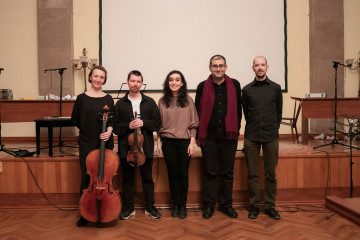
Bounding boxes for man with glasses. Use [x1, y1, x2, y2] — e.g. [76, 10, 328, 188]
[195, 55, 242, 219]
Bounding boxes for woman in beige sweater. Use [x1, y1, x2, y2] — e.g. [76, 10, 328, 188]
[157, 70, 199, 219]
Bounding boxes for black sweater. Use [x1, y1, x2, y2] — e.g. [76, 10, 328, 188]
[71, 93, 115, 158]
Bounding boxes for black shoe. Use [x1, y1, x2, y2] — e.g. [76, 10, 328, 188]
[145, 205, 161, 219]
[220, 207, 238, 218]
[119, 207, 135, 220]
[179, 205, 187, 219]
[202, 205, 214, 219]
[76, 216, 88, 227]
[171, 206, 180, 218]
[264, 208, 280, 220]
[248, 207, 260, 219]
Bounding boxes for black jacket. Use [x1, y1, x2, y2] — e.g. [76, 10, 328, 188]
[113, 92, 161, 158]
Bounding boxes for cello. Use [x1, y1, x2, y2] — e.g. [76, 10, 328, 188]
[79, 105, 121, 226]
[127, 111, 145, 167]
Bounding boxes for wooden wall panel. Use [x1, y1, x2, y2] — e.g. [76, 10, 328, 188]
[0, 153, 359, 194]
[38, 0, 74, 97]
[309, 0, 344, 134]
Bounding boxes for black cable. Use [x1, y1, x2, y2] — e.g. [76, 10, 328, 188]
[18, 153, 77, 211]
[313, 149, 332, 196]
[274, 204, 332, 213]
[2, 148, 77, 211]
[326, 152, 332, 196]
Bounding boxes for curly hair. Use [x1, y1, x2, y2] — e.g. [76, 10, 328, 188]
[162, 70, 188, 108]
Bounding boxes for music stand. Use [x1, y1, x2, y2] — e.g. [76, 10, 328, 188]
[114, 82, 147, 100]
[313, 61, 356, 150]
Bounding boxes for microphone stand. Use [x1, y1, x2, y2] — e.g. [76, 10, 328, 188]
[334, 117, 359, 197]
[313, 62, 358, 150]
[44, 68, 75, 152]
[348, 119, 356, 198]
[0, 68, 4, 152]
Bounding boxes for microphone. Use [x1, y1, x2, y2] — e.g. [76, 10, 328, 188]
[44, 68, 67, 73]
[332, 61, 350, 68]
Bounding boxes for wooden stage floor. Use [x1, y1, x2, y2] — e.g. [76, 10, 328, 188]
[1, 136, 360, 161]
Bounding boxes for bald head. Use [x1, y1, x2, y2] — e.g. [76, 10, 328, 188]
[252, 56, 269, 81]
[252, 56, 267, 66]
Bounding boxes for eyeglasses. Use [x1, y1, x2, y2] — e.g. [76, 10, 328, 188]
[211, 64, 226, 69]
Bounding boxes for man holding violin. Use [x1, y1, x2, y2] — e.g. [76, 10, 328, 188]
[114, 70, 162, 220]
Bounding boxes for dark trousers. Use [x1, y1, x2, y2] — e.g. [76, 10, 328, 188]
[79, 155, 90, 196]
[200, 139, 238, 208]
[120, 157, 155, 209]
[161, 138, 191, 207]
[244, 138, 279, 210]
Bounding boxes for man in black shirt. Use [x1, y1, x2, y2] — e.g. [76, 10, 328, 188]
[242, 56, 283, 220]
[195, 55, 242, 219]
[113, 70, 162, 220]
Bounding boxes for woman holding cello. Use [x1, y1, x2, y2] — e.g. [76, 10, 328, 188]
[71, 65, 116, 227]
[156, 70, 199, 219]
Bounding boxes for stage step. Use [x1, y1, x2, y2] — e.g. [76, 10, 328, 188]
[326, 196, 360, 226]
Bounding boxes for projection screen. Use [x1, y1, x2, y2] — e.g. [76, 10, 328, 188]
[100, 0, 287, 92]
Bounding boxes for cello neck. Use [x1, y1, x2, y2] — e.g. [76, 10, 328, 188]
[98, 106, 109, 180]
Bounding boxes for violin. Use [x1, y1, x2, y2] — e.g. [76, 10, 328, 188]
[127, 111, 145, 167]
[79, 105, 121, 227]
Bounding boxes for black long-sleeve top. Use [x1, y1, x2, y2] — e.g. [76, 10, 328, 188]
[113, 92, 161, 158]
[195, 78, 242, 140]
[242, 77, 283, 142]
[71, 93, 115, 158]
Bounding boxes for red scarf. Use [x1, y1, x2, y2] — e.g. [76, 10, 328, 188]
[198, 74, 238, 145]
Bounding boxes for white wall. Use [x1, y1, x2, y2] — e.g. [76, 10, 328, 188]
[0, 0, 38, 136]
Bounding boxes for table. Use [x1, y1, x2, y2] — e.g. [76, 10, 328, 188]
[292, 97, 360, 144]
[0, 100, 75, 123]
[35, 118, 75, 156]
[0, 100, 75, 155]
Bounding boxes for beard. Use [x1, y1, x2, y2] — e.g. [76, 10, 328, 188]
[256, 71, 266, 79]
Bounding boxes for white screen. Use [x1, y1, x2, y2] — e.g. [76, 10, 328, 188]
[101, 0, 286, 91]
